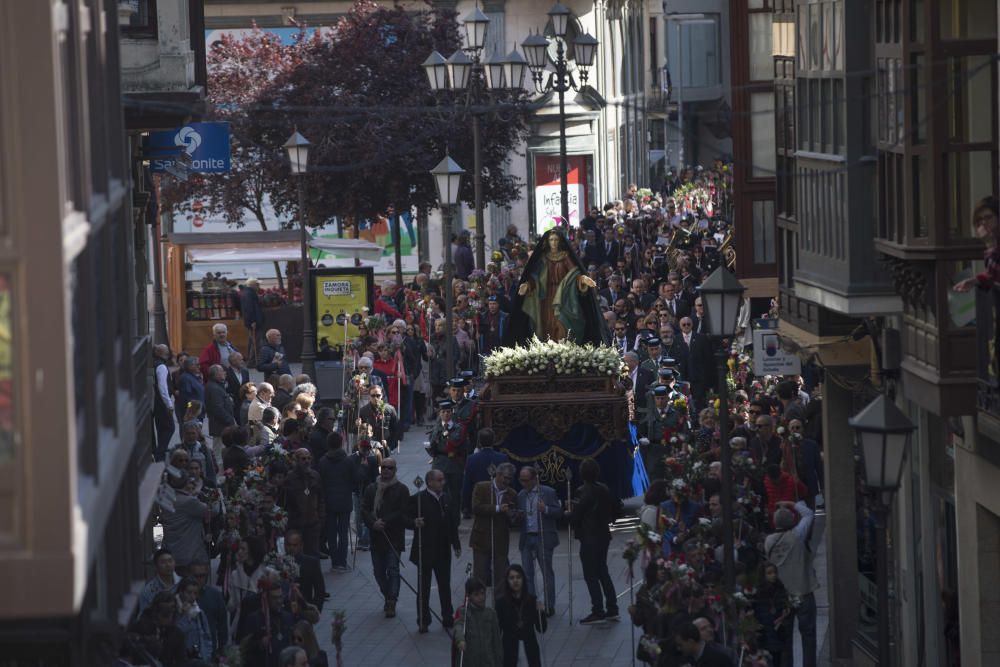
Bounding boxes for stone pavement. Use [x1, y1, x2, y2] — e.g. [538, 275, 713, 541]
[314, 426, 643, 666]
[311, 423, 832, 666]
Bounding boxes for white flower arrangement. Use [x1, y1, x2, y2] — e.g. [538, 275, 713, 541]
[483, 336, 625, 379]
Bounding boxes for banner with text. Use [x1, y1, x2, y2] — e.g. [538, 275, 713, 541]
[311, 267, 375, 351]
[533, 154, 592, 232]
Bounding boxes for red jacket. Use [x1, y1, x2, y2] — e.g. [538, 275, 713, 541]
[198, 340, 238, 379]
[764, 472, 808, 527]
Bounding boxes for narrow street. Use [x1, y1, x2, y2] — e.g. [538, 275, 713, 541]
[315, 425, 830, 665]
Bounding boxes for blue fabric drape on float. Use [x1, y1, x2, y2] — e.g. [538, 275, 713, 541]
[498, 422, 636, 499]
[629, 422, 650, 495]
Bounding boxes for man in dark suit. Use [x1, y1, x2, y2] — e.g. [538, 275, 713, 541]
[660, 281, 691, 321]
[672, 317, 714, 414]
[284, 529, 326, 611]
[580, 229, 602, 266]
[673, 621, 733, 667]
[599, 227, 620, 266]
[599, 274, 625, 310]
[224, 351, 251, 420]
[407, 468, 461, 632]
[625, 351, 656, 425]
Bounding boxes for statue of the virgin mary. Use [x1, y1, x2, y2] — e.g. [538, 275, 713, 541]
[503, 229, 611, 347]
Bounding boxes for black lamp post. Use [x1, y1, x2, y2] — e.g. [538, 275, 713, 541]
[849, 393, 915, 667]
[283, 129, 316, 382]
[431, 155, 465, 378]
[522, 3, 598, 228]
[422, 8, 521, 271]
[697, 266, 746, 593]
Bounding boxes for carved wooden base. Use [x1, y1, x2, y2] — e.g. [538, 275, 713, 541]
[480, 373, 628, 444]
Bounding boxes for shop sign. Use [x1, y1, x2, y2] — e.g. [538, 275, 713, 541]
[752, 319, 801, 376]
[147, 122, 231, 173]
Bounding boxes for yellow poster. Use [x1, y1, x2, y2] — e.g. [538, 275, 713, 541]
[312, 268, 374, 349]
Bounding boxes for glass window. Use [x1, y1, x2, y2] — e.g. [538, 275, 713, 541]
[877, 61, 887, 143]
[772, 20, 794, 58]
[886, 61, 897, 144]
[675, 18, 721, 89]
[0, 272, 15, 538]
[833, 79, 844, 151]
[753, 199, 776, 264]
[911, 0, 925, 43]
[940, 0, 997, 39]
[947, 150, 995, 239]
[948, 55, 995, 145]
[834, 1, 844, 69]
[122, 0, 157, 35]
[809, 4, 822, 70]
[797, 8, 808, 70]
[912, 54, 926, 144]
[751, 92, 776, 176]
[823, 2, 834, 70]
[912, 155, 928, 237]
[749, 13, 773, 80]
[896, 60, 904, 145]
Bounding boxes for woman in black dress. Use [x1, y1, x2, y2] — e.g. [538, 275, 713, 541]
[496, 564, 547, 667]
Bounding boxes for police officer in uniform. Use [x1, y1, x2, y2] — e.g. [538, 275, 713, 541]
[639, 386, 677, 480]
[640, 337, 663, 373]
[447, 377, 477, 456]
[428, 399, 467, 525]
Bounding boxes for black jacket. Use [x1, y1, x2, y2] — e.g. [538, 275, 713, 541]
[319, 449, 358, 514]
[359, 402, 400, 450]
[225, 366, 251, 417]
[307, 425, 332, 465]
[272, 388, 294, 413]
[361, 479, 410, 553]
[205, 379, 236, 437]
[294, 553, 326, 611]
[571, 482, 622, 540]
[406, 489, 460, 565]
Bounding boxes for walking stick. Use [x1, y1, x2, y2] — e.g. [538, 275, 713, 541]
[414, 475, 425, 629]
[533, 464, 549, 614]
[488, 464, 497, 608]
[628, 561, 636, 667]
[565, 467, 574, 625]
[533, 465, 549, 666]
[459, 562, 473, 667]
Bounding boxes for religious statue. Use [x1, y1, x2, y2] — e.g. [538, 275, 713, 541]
[503, 230, 611, 347]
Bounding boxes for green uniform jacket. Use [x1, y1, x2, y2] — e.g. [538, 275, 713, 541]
[453, 604, 502, 667]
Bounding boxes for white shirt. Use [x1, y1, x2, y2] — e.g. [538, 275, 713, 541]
[156, 363, 174, 410]
[684, 333, 692, 345]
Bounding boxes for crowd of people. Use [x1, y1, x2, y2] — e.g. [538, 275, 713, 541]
[129, 163, 827, 667]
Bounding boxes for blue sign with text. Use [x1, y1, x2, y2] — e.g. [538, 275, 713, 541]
[147, 122, 231, 173]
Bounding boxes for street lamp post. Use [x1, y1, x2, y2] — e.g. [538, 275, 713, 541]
[431, 155, 466, 379]
[697, 266, 746, 594]
[422, 8, 515, 271]
[284, 130, 317, 382]
[522, 4, 598, 228]
[849, 393, 916, 667]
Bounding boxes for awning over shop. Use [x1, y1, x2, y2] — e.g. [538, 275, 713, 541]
[184, 237, 385, 264]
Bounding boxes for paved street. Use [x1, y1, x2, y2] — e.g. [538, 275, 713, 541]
[310, 424, 830, 666]
[315, 425, 642, 666]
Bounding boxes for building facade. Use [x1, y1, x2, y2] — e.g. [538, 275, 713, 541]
[0, 0, 156, 663]
[0, 1, 205, 663]
[775, 0, 999, 665]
